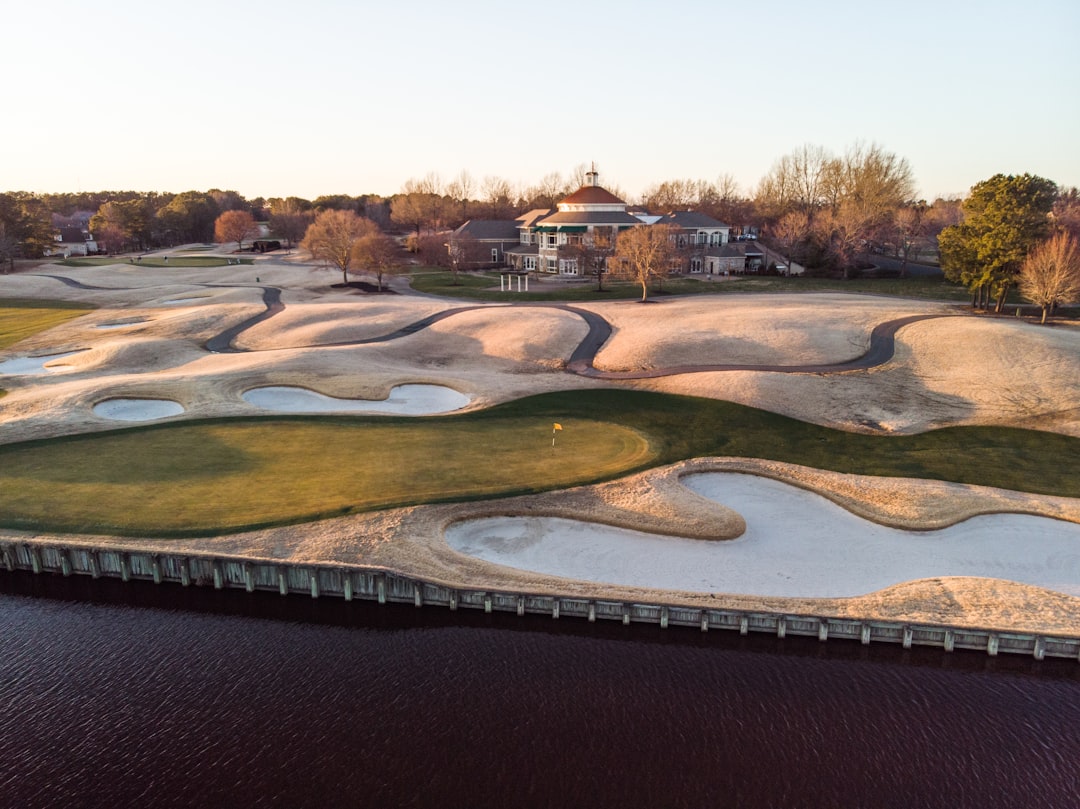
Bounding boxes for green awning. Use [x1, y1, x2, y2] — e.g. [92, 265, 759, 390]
[557, 226, 587, 233]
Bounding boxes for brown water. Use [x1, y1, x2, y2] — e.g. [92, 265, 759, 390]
[1, 572, 1078, 809]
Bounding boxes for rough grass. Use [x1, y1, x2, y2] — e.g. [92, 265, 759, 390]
[0, 298, 96, 350]
[408, 270, 973, 303]
[56, 256, 253, 268]
[1, 390, 1077, 537]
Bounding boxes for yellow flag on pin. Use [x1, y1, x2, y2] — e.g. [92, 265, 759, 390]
[553, 423, 563, 431]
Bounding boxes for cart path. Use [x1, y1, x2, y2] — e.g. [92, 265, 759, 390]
[202, 287, 952, 377]
[28, 274, 957, 377]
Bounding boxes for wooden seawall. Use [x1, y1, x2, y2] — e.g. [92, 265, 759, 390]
[3, 540, 1078, 661]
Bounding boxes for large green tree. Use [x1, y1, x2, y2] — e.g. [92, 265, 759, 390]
[155, 191, 220, 245]
[939, 174, 1057, 310]
[90, 198, 154, 252]
[0, 192, 54, 259]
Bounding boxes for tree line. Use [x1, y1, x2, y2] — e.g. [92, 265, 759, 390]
[3, 147, 1079, 318]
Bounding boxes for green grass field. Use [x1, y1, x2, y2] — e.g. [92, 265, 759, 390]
[2, 390, 1077, 537]
[57, 256, 254, 268]
[0, 298, 95, 350]
[408, 270, 974, 303]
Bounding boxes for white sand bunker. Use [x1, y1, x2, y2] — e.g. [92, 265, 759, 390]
[242, 384, 470, 415]
[446, 473, 1080, 599]
[0, 351, 85, 376]
[93, 398, 185, 421]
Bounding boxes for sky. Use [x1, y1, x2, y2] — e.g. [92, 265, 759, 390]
[5, 0, 1078, 203]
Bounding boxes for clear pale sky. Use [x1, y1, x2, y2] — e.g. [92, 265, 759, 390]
[5, 0, 1078, 202]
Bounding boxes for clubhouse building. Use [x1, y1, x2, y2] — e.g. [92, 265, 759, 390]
[452, 169, 763, 276]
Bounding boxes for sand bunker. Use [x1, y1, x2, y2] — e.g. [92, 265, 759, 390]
[0, 351, 86, 376]
[445, 473, 1080, 598]
[242, 384, 470, 415]
[93, 399, 186, 421]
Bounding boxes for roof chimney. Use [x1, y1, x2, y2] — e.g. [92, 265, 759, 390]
[586, 162, 599, 187]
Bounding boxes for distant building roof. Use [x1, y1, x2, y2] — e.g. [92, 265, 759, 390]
[505, 244, 540, 256]
[706, 245, 745, 258]
[515, 208, 554, 229]
[660, 211, 730, 229]
[58, 227, 89, 243]
[559, 184, 627, 206]
[454, 220, 520, 240]
[535, 210, 642, 227]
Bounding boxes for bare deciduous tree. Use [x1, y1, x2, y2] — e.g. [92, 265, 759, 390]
[481, 176, 516, 219]
[770, 210, 811, 269]
[269, 198, 314, 248]
[300, 209, 377, 285]
[445, 170, 475, 222]
[446, 233, 481, 284]
[890, 203, 927, 275]
[1019, 232, 1080, 323]
[352, 231, 402, 292]
[612, 224, 678, 302]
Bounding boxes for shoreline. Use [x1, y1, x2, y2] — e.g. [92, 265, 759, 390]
[3, 458, 1079, 638]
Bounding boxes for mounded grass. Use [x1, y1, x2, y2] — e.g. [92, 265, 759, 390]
[1, 390, 1077, 537]
[0, 298, 96, 350]
[57, 256, 253, 268]
[408, 270, 972, 303]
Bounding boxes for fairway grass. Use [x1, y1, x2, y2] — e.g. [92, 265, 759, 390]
[2, 390, 1078, 537]
[408, 270, 973, 303]
[0, 298, 95, 350]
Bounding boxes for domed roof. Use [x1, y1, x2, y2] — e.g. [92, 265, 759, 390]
[559, 184, 627, 206]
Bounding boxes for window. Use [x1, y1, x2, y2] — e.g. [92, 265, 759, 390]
[690, 258, 703, 273]
[491, 248, 499, 262]
[524, 257, 536, 270]
[546, 257, 557, 272]
[560, 259, 578, 275]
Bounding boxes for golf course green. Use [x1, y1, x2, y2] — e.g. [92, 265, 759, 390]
[2, 390, 1077, 536]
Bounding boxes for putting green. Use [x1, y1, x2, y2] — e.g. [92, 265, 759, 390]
[0, 417, 653, 535]
[2, 389, 1078, 537]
